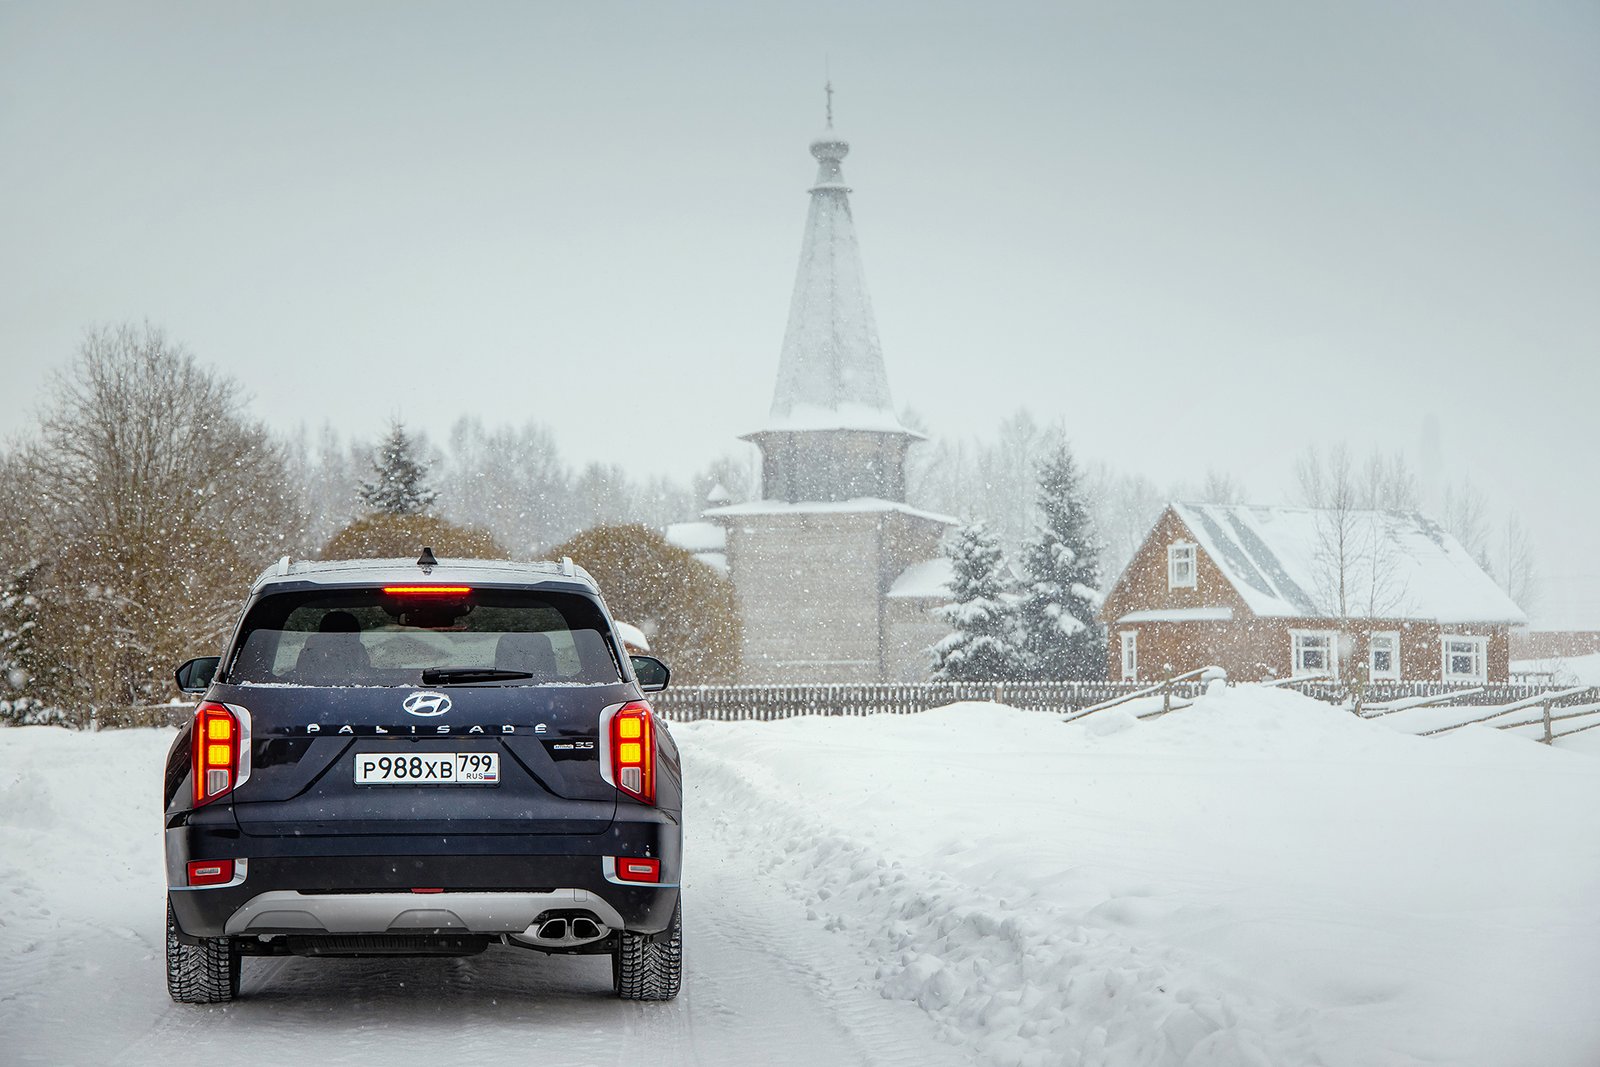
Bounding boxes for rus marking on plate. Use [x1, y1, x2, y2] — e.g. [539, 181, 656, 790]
[403, 690, 452, 717]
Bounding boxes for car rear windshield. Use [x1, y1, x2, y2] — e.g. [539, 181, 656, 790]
[226, 587, 623, 687]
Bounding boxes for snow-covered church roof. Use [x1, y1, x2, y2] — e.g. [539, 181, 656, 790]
[748, 120, 917, 439]
[1170, 502, 1526, 625]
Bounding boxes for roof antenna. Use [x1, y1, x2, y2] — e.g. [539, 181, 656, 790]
[417, 546, 438, 573]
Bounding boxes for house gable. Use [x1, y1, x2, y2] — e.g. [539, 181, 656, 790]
[1101, 506, 1253, 626]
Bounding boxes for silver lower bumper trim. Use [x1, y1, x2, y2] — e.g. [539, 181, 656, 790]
[223, 889, 627, 937]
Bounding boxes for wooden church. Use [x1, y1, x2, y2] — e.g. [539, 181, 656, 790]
[699, 108, 956, 683]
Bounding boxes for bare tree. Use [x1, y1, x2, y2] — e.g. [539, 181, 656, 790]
[1198, 467, 1247, 505]
[1358, 450, 1420, 510]
[441, 416, 574, 554]
[1442, 479, 1494, 573]
[1499, 514, 1539, 614]
[1294, 444, 1412, 696]
[1083, 464, 1165, 583]
[12, 324, 301, 719]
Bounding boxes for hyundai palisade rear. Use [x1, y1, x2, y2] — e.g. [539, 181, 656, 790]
[162, 553, 683, 1002]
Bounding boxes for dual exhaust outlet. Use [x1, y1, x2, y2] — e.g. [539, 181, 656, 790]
[514, 914, 608, 948]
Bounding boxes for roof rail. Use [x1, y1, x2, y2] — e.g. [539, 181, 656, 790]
[560, 556, 576, 577]
[275, 555, 291, 577]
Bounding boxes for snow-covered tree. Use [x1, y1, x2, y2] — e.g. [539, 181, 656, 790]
[358, 422, 438, 515]
[931, 522, 1027, 682]
[1018, 444, 1106, 679]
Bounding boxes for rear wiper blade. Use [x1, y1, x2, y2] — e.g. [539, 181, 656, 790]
[420, 667, 535, 685]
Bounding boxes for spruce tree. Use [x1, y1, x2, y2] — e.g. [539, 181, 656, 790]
[931, 522, 1027, 682]
[1018, 443, 1106, 679]
[358, 422, 438, 515]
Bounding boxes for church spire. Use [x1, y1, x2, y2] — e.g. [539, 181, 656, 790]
[742, 93, 922, 504]
[760, 91, 907, 433]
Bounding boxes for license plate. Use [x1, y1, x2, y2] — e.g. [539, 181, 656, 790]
[353, 752, 499, 785]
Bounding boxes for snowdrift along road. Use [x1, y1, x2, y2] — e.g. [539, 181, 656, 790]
[4, 684, 1600, 1066]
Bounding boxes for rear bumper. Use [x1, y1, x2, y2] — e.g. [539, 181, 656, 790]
[218, 888, 628, 938]
[166, 806, 680, 940]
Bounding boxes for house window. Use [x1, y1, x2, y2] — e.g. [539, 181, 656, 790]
[1167, 543, 1197, 590]
[1291, 630, 1339, 679]
[1441, 635, 1487, 683]
[1368, 631, 1400, 682]
[1120, 630, 1138, 682]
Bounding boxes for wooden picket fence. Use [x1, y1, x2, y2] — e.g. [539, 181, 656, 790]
[650, 680, 1193, 722]
[67, 678, 1595, 732]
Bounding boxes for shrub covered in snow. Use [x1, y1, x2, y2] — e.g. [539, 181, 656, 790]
[548, 523, 741, 685]
[320, 512, 508, 561]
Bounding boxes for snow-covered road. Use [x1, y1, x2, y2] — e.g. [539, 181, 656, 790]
[6, 686, 1600, 1066]
[0, 728, 967, 1067]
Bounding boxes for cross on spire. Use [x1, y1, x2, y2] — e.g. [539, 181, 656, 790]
[825, 80, 834, 129]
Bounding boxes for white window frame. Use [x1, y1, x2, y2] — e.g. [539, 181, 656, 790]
[1290, 629, 1340, 680]
[1167, 542, 1197, 590]
[1368, 631, 1401, 682]
[1120, 630, 1138, 682]
[1441, 634, 1488, 683]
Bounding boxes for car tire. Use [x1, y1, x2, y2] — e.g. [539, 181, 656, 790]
[166, 897, 241, 1003]
[612, 902, 681, 1001]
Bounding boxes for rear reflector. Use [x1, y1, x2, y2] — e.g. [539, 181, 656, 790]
[615, 857, 660, 884]
[410, 887, 444, 894]
[382, 586, 472, 596]
[186, 859, 234, 887]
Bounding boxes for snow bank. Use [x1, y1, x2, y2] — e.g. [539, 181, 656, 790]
[1513, 651, 1600, 687]
[682, 685, 1600, 1066]
[6, 687, 1600, 1066]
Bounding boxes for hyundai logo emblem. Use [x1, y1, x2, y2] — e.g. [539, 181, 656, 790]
[403, 691, 452, 717]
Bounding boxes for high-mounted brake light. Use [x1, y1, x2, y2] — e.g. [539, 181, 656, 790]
[382, 585, 472, 596]
[192, 702, 243, 806]
[609, 701, 655, 805]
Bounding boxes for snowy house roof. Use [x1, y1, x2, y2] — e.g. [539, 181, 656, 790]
[665, 521, 727, 555]
[705, 497, 957, 526]
[748, 122, 915, 439]
[887, 558, 955, 600]
[614, 620, 650, 653]
[664, 521, 729, 575]
[1169, 502, 1526, 625]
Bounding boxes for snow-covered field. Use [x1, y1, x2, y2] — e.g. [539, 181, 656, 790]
[4, 685, 1600, 1066]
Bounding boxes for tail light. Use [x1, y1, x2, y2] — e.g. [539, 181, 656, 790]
[609, 701, 655, 805]
[191, 702, 248, 806]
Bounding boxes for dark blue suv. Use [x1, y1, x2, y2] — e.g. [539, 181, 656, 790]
[163, 551, 682, 1002]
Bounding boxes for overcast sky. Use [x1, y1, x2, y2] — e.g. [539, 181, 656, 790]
[2, 1, 1596, 621]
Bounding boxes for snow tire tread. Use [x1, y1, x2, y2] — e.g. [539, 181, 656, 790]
[613, 903, 681, 1001]
[166, 898, 241, 1003]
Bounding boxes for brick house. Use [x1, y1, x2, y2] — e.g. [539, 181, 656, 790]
[1101, 503, 1527, 684]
